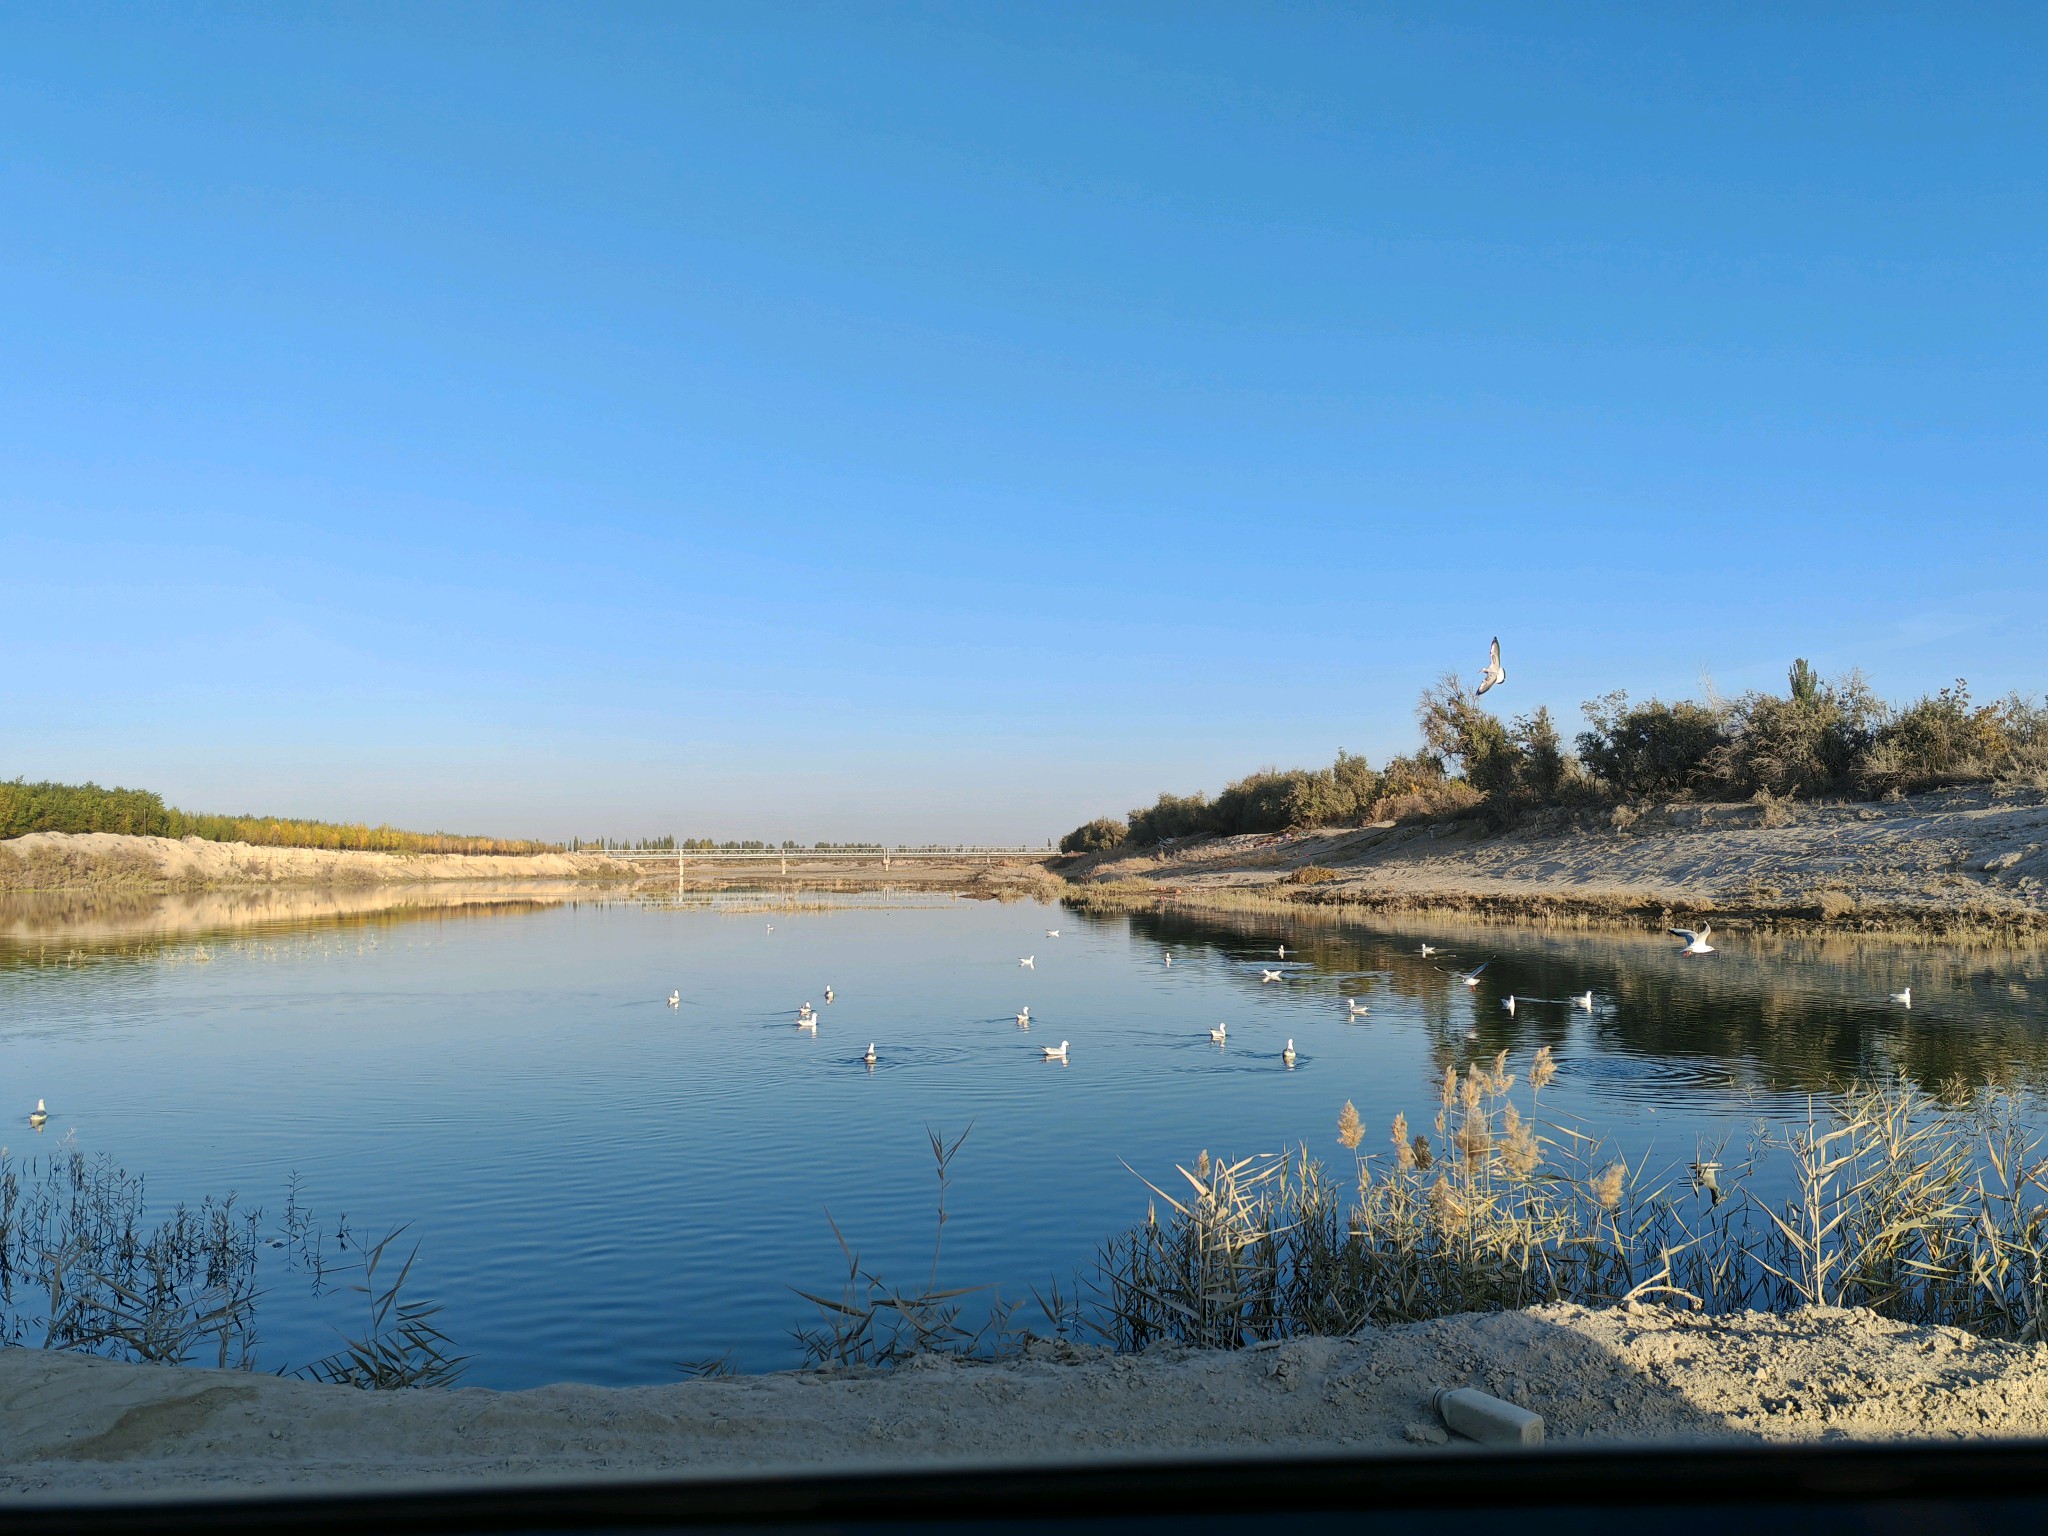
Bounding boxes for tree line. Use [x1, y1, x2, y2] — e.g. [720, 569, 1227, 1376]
[1060, 662, 2048, 854]
[0, 779, 562, 857]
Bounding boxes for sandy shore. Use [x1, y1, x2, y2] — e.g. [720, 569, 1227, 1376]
[1064, 786, 2048, 933]
[7, 1303, 2048, 1500]
[0, 832, 630, 893]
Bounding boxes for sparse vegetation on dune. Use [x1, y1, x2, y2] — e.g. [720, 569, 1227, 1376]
[1065, 663, 2048, 853]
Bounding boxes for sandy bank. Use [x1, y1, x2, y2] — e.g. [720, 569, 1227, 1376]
[8, 1304, 2048, 1500]
[0, 833, 629, 893]
[1065, 787, 2048, 934]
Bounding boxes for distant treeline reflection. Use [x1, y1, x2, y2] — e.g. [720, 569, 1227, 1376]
[1084, 902, 2048, 1097]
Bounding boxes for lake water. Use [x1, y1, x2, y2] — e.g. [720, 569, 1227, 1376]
[3, 890, 2045, 1387]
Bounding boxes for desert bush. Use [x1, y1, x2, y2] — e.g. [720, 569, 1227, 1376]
[1718, 661, 1882, 799]
[1576, 691, 1729, 800]
[1058, 818, 1128, 855]
[1285, 865, 1339, 885]
[1125, 792, 1218, 846]
[1857, 683, 2048, 796]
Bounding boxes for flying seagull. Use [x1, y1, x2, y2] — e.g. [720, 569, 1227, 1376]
[1502, 995, 1517, 1015]
[1260, 968, 1283, 983]
[1459, 961, 1492, 988]
[1020, 955, 1035, 969]
[1476, 637, 1506, 696]
[1670, 925, 1716, 956]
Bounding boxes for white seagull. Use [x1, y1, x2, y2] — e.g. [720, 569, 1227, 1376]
[1476, 636, 1506, 696]
[1277, 945, 1288, 958]
[668, 990, 681, 1009]
[30, 1098, 48, 1128]
[862, 1042, 877, 1065]
[1574, 991, 1594, 1010]
[1670, 925, 1716, 956]
[1043, 1040, 1069, 1061]
[1418, 944, 1438, 957]
[824, 986, 835, 1003]
[1260, 968, 1283, 983]
[1281, 1039, 1297, 1066]
[1890, 987, 1912, 1009]
[797, 1015, 818, 1032]
[1020, 955, 1035, 969]
[1163, 953, 1173, 967]
[1459, 961, 1492, 988]
[1016, 1007, 1031, 1027]
[1209, 1023, 1228, 1044]
[1345, 997, 1370, 1016]
[1046, 929, 1061, 938]
[1502, 995, 1517, 1015]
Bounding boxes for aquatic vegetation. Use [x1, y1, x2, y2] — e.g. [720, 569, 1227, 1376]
[1087, 1072, 2048, 1351]
[0, 1151, 459, 1386]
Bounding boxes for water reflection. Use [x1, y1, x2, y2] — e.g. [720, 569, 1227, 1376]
[1107, 904, 2048, 1095]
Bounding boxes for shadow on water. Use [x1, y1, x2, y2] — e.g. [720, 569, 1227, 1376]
[1090, 902, 2048, 1096]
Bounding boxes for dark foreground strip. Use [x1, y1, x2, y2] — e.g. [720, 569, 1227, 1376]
[12, 1440, 2048, 1535]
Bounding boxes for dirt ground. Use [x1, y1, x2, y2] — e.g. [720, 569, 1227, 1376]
[1064, 786, 2048, 932]
[7, 1303, 2048, 1500]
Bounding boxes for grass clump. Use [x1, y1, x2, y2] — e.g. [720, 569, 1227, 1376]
[1286, 866, 1340, 886]
[1088, 1063, 2048, 1349]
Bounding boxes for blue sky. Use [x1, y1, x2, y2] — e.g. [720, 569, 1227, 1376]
[4, 4, 2042, 842]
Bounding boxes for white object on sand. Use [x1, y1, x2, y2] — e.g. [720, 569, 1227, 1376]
[1434, 1386, 1542, 1446]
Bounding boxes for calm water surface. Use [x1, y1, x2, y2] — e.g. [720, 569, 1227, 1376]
[3, 891, 2045, 1387]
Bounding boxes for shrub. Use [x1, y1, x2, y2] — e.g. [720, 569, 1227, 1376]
[1125, 792, 1218, 846]
[1857, 683, 2048, 796]
[1058, 817, 1128, 855]
[1576, 691, 1729, 800]
[1719, 662, 1883, 798]
[1285, 865, 1339, 885]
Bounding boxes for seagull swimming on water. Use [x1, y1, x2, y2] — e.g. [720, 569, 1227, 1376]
[862, 1042, 877, 1065]
[1345, 997, 1369, 1016]
[1020, 955, 1035, 969]
[1502, 995, 1517, 1015]
[30, 1098, 48, 1128]
[1418, 944, 1438, 957]
[668, 990, 680, 1009]
[1277, 945, 1288, 958]
[1670, 925, 1716, 956]
[1574, 991, 1594, 1010]
[1476, 637, 1506, 696]
[1046, 929, 1061, 938]
[1261, 968, 1283, 983]
[824, 986, 835, 1003]
[1043, 1040, 1069, 1061]
[1016, 1007, 1031, 1027]
[1281, 1039, 1296, 1066]
[1209, 1023, 1228, 1044]
[1890, 987, 1912, 1009]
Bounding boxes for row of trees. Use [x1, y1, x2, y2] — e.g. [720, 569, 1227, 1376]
[0, 779, 562, 857]
[1059, 663, 2048, 854]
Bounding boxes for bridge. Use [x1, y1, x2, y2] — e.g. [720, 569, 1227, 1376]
[599, 846, 1058, 872]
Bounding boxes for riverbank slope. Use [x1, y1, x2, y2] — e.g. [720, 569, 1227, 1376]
[1061, 786, 2048, 934]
